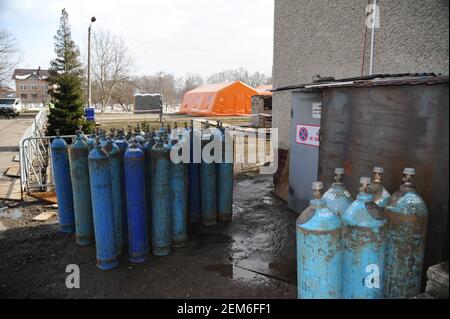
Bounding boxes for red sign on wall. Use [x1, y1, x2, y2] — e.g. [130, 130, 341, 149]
[296, 124, 320, 147]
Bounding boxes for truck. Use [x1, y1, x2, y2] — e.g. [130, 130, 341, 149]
[0, 98, 22, 118]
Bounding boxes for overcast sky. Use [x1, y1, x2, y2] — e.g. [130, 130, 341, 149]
[0, 0, 274, 78]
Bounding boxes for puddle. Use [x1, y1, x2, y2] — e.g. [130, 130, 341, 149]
[205, 263, 267, 282]
[236, 180, 254, 188]
[235, 250, 297, 284]
[0, 208, 23, 220]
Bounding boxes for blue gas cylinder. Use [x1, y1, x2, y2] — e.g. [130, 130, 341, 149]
[114, 129, 129, 242]
[384, 168, 428, 299]
[88, 139, 118, 270]
[143, 129, 156, 234]
[68, 132, 94, 245]
[151, 133, 172, 256]
[188, 121, 201, 223]
[124, 140, 149, 263]
[105, 139, 123, 255]
[216, 122, 234, 222]
[296, 181, 342, 299]
[367, 167, 391, 208]
[322, 168, 352, 217]
[342, 177, 387, 299]
[168, 134, 188, 248]
[200, 126, 217, 226]
[51, 131, 75, 233]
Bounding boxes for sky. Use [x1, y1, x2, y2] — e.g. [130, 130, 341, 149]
[0, 0, 274, 79]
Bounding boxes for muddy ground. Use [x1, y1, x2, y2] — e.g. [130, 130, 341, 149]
[0, 172, 298, 299]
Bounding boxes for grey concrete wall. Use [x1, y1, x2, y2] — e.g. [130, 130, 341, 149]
[273, 0, 449, 150]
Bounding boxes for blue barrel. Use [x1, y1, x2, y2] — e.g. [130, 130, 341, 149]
[125, 141, 149, 263]
[143, 129, 156, 233]
[88, 141, 118, 270]
[151, 135, 172, 256]
[68, 133, 94, 245]
[322, 168, 353, 217]
[297, 182, 342, 299]
[385, 168, 428, 299]
[216, 125, 234, 222]
[168, 136, 187, 248]
[188, 124, 201, 223]
[200, 129, 217, 226]
[367, 167, 391, 208]
[114, 131, 129, 242]
[51, 133, 75, 233]
[342, 177, 387, 299]
[105, 139, 123, 255]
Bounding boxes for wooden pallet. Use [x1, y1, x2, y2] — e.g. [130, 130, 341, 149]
[0, 178, 22, 201]
[4, 163, 20, 178]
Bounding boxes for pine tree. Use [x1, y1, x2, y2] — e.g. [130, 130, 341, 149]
[47, 9, 93, 136]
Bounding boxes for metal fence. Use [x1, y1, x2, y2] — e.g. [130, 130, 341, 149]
[18, 109, 50, 197]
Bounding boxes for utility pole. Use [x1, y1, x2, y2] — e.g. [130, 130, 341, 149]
[87, 16, 96, 107]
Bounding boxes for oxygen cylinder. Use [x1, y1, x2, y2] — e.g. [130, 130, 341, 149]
[168, 134, 187, 248]
[384, 168, 428, 299]
[188, 121, 201, 223]
[105, 139, 123, 255]
[87, 133, 96, 152]
[322, 168, 352, 217]
[88, 139, 118, 270]
[68, 132, 94, 245]
[50, 131, 75, 233]
[77, 125, 88, 142]
[216, 122, 234, 222]
[143, 129, 156, 233]
[114, 129, 129, 241]
[296, 182, 342, 299]
[151, 133, 172, 256]
[342, 177, 387, 299]
[124, 141, 149, 263]
[367, 167, 391, 208]
[200, 125, 217, 226]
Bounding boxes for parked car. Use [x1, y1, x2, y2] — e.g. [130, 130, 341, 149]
[0, 98, 22, 118]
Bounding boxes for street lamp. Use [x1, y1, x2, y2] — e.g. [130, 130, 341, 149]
[159, 72, 165, 124]
[87, 16, 96, 108]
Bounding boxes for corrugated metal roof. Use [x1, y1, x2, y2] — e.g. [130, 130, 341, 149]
[273, 73, 449, 92]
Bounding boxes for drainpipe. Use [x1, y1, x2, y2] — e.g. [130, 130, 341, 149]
[369, 0, 377, 75]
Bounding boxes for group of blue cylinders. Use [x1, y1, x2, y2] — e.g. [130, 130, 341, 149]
[296, 167, 428, 299]
[50, 122, 234, 270]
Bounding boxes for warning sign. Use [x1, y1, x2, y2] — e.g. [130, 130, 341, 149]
[296, 124, 320, 147]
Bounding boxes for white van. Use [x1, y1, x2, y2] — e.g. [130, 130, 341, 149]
[0, 98, 22, 116]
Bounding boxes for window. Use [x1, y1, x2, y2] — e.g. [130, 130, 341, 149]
[31, 94, 38, 99]
[20, 84, 26, 90]
[21, 94, 27, 99]
[30, 84, 37, 90]
[42, 85, 48, 90]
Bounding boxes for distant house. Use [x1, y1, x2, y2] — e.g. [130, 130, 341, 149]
[12, 67, 50, 104]
[0, 86, 15, 98]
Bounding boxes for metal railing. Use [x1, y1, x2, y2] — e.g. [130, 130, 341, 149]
[18, 109, 49, 198]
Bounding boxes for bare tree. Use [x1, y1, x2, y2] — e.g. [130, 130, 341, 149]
[110, 78, 137, 111]
[179, 73, 204, 97]
[0, 29, 21, 87]
[91, 29, 134, 112]
[206, 67, 271, 87]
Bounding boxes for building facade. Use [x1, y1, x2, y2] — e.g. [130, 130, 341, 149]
[12, 67, 50, 105]
[273, 0, 449, 150]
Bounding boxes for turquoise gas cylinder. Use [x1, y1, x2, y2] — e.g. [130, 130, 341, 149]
[342, 177, 387, 299]
[384, 168, 428, 299]
[322, 168, 353, 217]
[367, 167, 391, 208]
[296, 182, 342, 299]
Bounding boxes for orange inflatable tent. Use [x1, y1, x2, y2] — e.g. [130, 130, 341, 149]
[179, 81, 259, 116]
